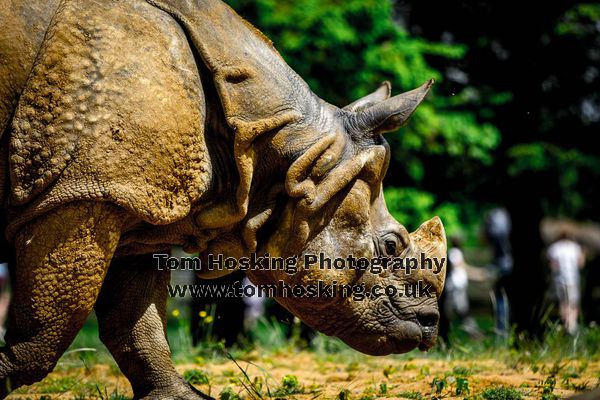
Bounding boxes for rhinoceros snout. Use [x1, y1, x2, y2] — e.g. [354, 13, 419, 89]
[416, 308, 440, 351]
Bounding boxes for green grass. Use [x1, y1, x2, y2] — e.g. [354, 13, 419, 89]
[57, 310, 600, 378]
[219, 386, 242, 400]
[28, 308, 597, 400]
[37, 376, 93, 393]
[479, 386, 524, 400]
[14, 375, 131, 399]
[272, 374, 304, 396]
[397, 391, 424, 399]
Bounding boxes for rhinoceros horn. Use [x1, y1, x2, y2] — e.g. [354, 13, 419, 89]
[354, 79, 434, 136]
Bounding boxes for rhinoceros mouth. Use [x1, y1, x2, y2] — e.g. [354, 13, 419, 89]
[382, 295, 440, 352]
[381, 300, 437, 351]
[386, 318, 429, 353]
[332, 296, 435, 355]
[337, 317, 424, 356]
[384, 320, 439, 354]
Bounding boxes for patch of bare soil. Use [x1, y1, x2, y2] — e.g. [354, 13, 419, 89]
[8, 352, 599, 399]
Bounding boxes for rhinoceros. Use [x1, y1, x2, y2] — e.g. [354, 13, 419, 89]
[0, 0, 446, 398]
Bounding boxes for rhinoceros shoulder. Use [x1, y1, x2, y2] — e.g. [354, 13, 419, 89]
[7, 0, 209, 236]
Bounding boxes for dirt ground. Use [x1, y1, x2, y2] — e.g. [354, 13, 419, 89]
[8, 352, 600, 399]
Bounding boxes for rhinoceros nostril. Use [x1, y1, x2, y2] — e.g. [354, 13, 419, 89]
[416, 310, 439, 328]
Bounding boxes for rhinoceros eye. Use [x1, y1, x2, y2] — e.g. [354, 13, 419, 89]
[381, 231, 408, 257]
[384, 240, 397, 256]
[384, 237, 399, 256]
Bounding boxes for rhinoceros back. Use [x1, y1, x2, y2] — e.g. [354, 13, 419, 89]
[0, 0, 60, 141]
[5, 0, 209, 238]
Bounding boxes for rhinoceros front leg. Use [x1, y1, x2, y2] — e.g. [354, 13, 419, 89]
[0, 202, 123, 396]
[95, 254, 213, 400]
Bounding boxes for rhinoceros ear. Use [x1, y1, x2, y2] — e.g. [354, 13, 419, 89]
[352, 79, 434, 136]
[343, 81, 391, 112]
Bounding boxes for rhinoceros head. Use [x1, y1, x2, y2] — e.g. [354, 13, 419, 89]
[243, 80, 447, 355]
[156, 0, 446, 355]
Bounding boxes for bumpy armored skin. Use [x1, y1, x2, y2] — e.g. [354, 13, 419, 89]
[0, 202, 122, 391]
[0, 0, 446, 398]
[96, 255, 211, 399]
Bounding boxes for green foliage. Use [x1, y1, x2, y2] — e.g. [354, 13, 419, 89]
[431, 376, 447, 394]
[556, 4, 600, 36]
[20, 319, 600, 399]
[338, 388, 352, 400]
[456, 376, 470, 395]
[92, 386, 130, 400]
[358, 386, 377, 400]
[219, 387, 242, 400]
[382, 364, 396, 378]
[537, 362, 562, 400]
[397, 391, 423, 399]
[481, 387, 523, 400]
[226, 0, 500, 230]
[106, 395, 130, 400]
[274, 374, 304, 396]
[37, 377, 80, 393]
[378, 382, 388, 395]
[183, 369, 213, 398]
[226, 0, 459, 102]
[249, 316, 295, 351]
[221, 0, 600, 241]
[452, 366, 474, 377]
[428, 367, 474, 398]
[183, 369, 211, 385]
[384, 187, 464, 236]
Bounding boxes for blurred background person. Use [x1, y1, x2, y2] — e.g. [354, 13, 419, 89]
[483, 208, 513, 338]
[546, 231, 585, 335]
[439, 235, 486, 343]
